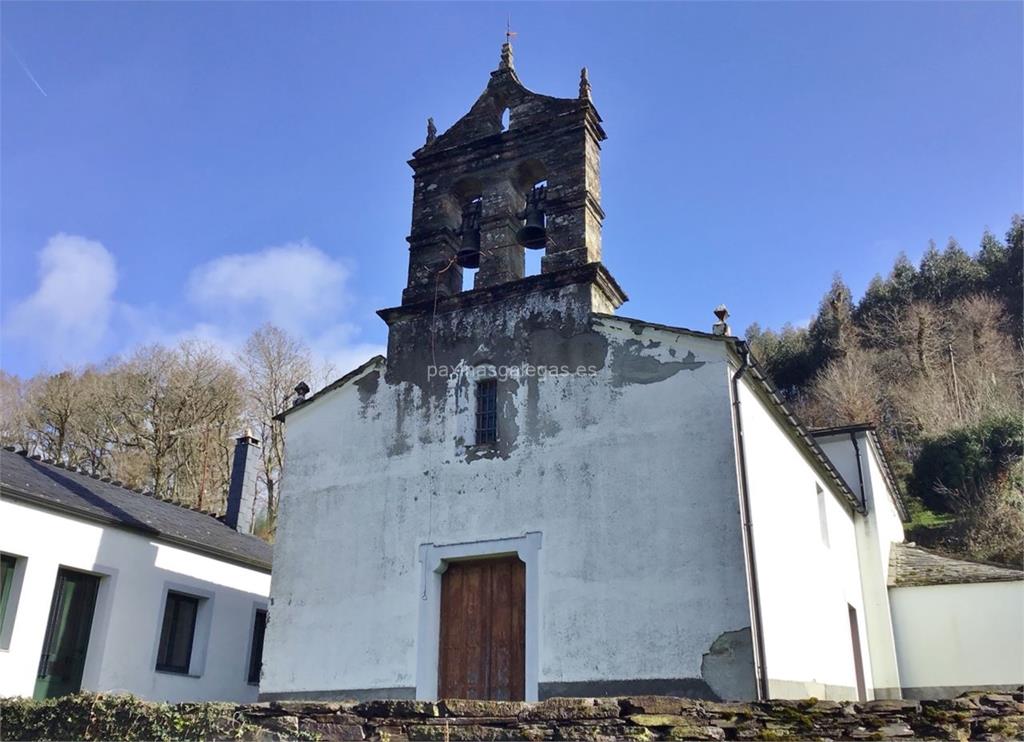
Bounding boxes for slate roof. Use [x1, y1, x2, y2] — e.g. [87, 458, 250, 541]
[0, 449, 272, 572]
[888, 542, 1023, 587]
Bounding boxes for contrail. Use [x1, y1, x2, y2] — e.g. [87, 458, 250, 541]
[3, 37, 48, 97]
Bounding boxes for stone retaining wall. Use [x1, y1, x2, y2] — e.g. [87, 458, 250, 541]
[2, 692, 1022, 741]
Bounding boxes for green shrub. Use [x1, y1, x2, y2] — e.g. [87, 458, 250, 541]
[0, 694, 250, 741]
[909, 416, 1023, 514]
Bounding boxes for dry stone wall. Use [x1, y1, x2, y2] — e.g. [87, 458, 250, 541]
[2, 692, 1022, 741]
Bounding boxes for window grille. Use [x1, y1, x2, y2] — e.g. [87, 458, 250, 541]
[475, 379, 498, 445]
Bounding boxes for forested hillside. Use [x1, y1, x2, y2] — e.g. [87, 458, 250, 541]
[0, 326, 322, 540]
[748, 216, 1023, 565]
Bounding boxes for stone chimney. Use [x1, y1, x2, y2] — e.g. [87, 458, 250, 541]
[225, 430, 261, 534]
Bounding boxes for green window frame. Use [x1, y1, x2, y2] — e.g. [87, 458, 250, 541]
[0, 554, 16, 630]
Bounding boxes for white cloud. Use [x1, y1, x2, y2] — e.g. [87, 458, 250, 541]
[307, 323, 386, 385]
[6, 235, 384, 384]
[6, 233, 118, 366]
[183, 241, 385, 387]
[186, 241, 349, 332]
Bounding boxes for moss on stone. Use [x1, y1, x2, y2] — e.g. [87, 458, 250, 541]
[756, 728, 794, 741]
[626, 714, 692, 727]
[1, 691, 1021, 742]
[665, 724, 726, 741]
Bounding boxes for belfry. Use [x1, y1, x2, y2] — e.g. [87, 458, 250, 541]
[398, 42, 620, 304]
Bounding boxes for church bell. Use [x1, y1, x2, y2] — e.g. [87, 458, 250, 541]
[456, 200, 482, 268]
[516, 185, 547, 249]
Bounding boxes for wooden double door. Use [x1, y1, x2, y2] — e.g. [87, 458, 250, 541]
[438, 556, 525, 701]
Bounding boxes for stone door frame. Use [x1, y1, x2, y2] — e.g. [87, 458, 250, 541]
[416, 532, 542, 701]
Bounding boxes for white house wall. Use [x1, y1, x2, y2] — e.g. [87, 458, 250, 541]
[814, 432, 904, 697]
[263, 314, 758, 702]
[889, 581, 1024, 698]
[0, 498, 270, 702]
[736, 380, 873, 700]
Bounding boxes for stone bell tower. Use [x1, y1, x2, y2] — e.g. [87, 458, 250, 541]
[379, 44, 625, 384]
[397, 42, 622, 306]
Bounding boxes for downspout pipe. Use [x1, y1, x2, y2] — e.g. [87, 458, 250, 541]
[850, 432, 867, 510]
[731, 340, 771, 701]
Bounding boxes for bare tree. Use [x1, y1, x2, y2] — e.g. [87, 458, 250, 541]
[0, 371, 31, 451]
[103, 342, 243, 506]
[25, 370, 85, 462]
[68, 367, 119, 477]
[802, 348, 883, 428]
[885, 295, 1023, 437]
[238, 324, 312, 529]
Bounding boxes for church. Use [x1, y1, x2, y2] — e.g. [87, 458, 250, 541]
[259, 45, 1022, 703]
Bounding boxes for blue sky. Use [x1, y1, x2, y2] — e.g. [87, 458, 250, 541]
[2, 1, 1021, 379]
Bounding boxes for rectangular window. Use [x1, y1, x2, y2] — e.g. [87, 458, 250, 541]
[0, 554, 17, 630]
[156, 592, 199, 674]
[247, 609, 267, 685]
[816, 484, 830, 548]
[475, 378, 497, 445]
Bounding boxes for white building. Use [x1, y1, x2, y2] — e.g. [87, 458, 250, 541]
[0, 435, 272, 702]
[261, 46, 1023, 703]
[887, 542, 1024, 699]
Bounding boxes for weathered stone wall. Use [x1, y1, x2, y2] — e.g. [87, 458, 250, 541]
[4, 692, 1022, 741]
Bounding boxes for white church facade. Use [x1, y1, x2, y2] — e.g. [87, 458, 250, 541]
[260, 46, 1023, 703]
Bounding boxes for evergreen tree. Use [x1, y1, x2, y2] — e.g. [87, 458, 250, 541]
[854, 253, 917, 337]
[916, 238, 985, 303]
[809, 274, 855, 363]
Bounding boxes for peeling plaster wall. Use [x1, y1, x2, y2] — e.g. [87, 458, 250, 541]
[736, 380, 873, 701]
[889, 580, 1024, 698]
[263, 312, 756, 701]
[816, 433, 904, 696]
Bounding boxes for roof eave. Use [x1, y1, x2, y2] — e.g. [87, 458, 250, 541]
[587, 315, 863, 514]
[811, 425, 909, 521]
[730, 346, 866, 515]
[274, 355, 386, 422]
[1, 484, 272, 574]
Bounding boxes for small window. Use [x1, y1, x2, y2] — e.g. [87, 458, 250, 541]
[0, 554, 17, 630]
[475, 378, 498, 445]
[816, 484, 830, 548]
[156, 592, 199, 674]
[248, 609, 267, 685]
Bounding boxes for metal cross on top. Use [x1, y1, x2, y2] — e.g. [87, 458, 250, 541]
[506, 16, 517, 45]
